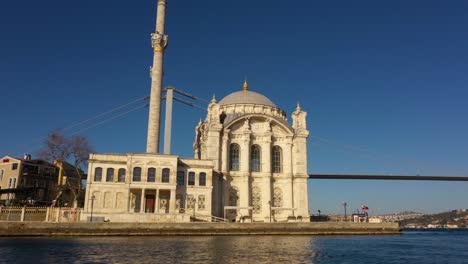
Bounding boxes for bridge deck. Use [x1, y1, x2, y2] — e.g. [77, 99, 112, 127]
[309, 174, 468, 181]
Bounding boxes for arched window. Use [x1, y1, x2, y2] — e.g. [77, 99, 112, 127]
[188, 172, 195, 186]
[162, 168, 170, 183]
[177, 171, 185, 186]
[272, 146, 283, 173]
[229, 144, 240, 171]
[106, 168, 114, 182]
[250, 145, 261, 172]
[94, 167, 102, 182]
[147, 168, 156, 182]
[118, 168, 126, 182]
[132, 167, 141, 182]
[199, 172, 206, 186]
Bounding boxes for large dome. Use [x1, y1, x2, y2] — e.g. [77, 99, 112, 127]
[219, 90, 277, 107]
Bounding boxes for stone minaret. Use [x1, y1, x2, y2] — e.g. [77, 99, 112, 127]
[146, 0, 169, 153]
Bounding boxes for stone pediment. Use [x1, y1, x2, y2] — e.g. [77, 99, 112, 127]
[226, 115, 294, 136]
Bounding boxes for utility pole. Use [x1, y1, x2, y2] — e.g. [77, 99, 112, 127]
[163, 87, 203, 155]
[342, 202, 348, 222]
[163, 87, 174, 154]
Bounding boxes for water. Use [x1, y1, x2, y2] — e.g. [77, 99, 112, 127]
[0, 230, 467, 263]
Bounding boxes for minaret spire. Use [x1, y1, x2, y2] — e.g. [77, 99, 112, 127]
[146, 0, 169, 153]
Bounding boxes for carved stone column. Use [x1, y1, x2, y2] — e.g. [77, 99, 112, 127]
[155, 189, 160, 213]
[261, 132, 273, 221]
[261, 176, 272, 221]
[140, 189, 146, 213]
[262, 133, 272, 174]
[126, 188, 131, 213]
[240, 133, 251, 214]
[284, 137, 294, 176]
[240, 135, 251, 173]
[206, 125, 223, 171]
[221, 130, 230, 173]
[294, 177, 309, 218]
[284, 137, 294, 211]
[169, 189, 176, 214]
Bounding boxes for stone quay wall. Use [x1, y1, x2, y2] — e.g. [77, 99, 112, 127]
[0, 222, 401, 236]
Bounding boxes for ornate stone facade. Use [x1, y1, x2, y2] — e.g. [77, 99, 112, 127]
[81, 0, 310, 223]
[81, 154, 213, 222]
[82, 84, 310, 223]
[193, 83, 310, 222]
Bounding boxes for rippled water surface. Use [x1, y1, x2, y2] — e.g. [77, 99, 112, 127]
[1, 230, 468, 263]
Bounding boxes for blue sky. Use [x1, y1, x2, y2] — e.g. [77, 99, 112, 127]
[1, 0, 467, 214]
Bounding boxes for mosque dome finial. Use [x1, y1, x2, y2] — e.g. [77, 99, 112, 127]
[243, 79, 248, 91]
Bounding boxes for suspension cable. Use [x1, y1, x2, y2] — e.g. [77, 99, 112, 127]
[70, 104, 148, 135]
[1, 96, 149, 157]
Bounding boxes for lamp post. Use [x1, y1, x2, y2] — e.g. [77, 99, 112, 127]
[342, 202, 348, 222]
[90, 195, 95, 223]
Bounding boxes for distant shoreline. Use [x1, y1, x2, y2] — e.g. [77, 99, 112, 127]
[403, 227, 468, 231]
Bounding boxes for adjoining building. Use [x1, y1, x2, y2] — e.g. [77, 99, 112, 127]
[53, 160, 86, 207]
[0, 155, 58, 206]
[82, 154, 213, 222]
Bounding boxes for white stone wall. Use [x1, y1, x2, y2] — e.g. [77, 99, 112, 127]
[194, 98, 311, 222]
[83, 153, 214, 223]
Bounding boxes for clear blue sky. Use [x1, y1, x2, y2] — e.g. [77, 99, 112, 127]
[1, 0, 467, 214]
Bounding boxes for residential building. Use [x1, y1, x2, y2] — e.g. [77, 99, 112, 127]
[0, 155, 58, 205]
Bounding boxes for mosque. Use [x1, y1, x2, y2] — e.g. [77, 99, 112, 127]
[81, 0, 310, 223]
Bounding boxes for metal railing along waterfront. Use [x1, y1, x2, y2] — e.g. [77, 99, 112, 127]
[179, 208, 229, 223]
[191, 213, 229, 223]
[0, 206, 81, 223]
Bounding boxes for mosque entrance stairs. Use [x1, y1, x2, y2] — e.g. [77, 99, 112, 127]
[179, 208, 228, 223]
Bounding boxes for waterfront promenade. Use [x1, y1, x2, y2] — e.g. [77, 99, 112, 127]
[0, 222, 400, 236]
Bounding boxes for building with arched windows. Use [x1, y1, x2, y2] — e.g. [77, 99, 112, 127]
[83, 153, 214, 222]
[82, 82, 310, 223]
[80, 0, 310, 223]
[193, 81, 310, 222]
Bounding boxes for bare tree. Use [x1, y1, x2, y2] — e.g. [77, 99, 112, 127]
[40, 130, 71, 161]
[39, 130, 94, 208]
